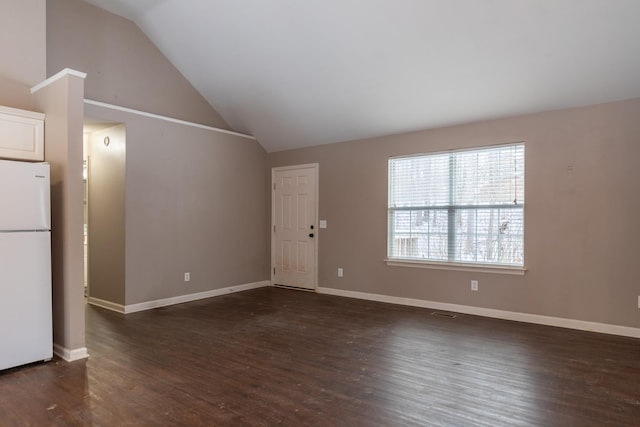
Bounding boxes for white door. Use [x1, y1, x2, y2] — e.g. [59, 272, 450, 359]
[272, 164, 318, 290]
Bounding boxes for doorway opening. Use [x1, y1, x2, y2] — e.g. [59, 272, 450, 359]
[82, 122, 126, 308]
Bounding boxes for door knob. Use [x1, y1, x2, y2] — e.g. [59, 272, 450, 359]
[309, 233, 314, 238]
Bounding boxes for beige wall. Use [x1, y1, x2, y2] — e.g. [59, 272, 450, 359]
[85, 103, 269, 305]
[1, 0, 86, 356]
[0, 0, 46, 109]
[47, 0, 230, 130]
[40, 0, 637, 332]
[46, 0, 269, 308]
[269, 98, 640, 329]
[87, 125, 126, 305]
[33, 72, 87, 355]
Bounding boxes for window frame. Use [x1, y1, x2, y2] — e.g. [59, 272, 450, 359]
[386, 142, 526, 274]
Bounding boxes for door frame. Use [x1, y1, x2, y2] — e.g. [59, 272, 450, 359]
[271, 163, 319, 290]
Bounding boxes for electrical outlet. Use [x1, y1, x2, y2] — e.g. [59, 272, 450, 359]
[184, 272, 190, 282]
[638, 296, 640, 309]
[337, 268, 343, 277]
[471, 280, 478, 291]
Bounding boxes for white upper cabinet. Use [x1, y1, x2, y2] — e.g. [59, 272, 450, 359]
[0, 105, 45, 161]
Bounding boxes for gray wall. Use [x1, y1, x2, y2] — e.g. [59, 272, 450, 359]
[87, 125, 126, 305]
[0, 0, 46, 109]
[1, 0, 85, 356]
[33, 72, 87, 355]
[47, 0, 270, 307]
[47, 0, 230, 130]
[124, 118, 268, 305]
[45, 0, 639, 331]
[85, 104, 269, 305]
[269, 98, 640, 329]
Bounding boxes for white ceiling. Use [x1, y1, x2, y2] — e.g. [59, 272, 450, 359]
[83, 0, 640, 152]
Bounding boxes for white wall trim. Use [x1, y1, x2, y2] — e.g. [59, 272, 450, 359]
[123, 281, 270, 314]
[87, 297, 126, 314]
[31, 68, 87, 94]
[84, 99, 256, 141]
[317, 287, 640, 339]
[53, 344, 89, 362]
[88, 281, 270, 314]
[385, 259, 527, 275]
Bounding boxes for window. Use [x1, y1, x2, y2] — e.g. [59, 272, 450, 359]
[388, 143, 524, 268]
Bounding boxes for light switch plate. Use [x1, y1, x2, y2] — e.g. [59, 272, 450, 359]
[319, 220, 327, 229]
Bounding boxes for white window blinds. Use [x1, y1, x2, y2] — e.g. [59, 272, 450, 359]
[388, 143, 525, 267]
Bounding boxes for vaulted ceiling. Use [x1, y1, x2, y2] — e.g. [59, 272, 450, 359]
[82, 0, 640, 152]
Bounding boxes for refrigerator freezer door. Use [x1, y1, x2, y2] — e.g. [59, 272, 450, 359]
[0, 160, 50, 231]
[0, 231, 52, 370]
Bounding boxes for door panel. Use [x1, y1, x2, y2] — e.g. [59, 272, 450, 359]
[272, 165, 317, 290]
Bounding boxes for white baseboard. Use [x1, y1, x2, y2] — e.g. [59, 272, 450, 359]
[317, 287, 640, 339]
[117, 280, 271, 314]
[53, 344, 89, 362]
[87, 297, 126, 313]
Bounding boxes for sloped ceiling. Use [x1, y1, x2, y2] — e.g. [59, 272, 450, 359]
[82, 0, 640, 152]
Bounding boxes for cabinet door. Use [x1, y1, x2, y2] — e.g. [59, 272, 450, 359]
[0, 106, 45, 161]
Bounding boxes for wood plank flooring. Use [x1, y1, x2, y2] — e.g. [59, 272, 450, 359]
[1, 287, 639, 426]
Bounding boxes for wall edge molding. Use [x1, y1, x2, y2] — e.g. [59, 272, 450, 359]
[316, 287, 640, 339]
[53, 344, 89, 362]
[31, 68, 87, 94]
[84, 99, 257, 140]
[123, 280, 270, 314]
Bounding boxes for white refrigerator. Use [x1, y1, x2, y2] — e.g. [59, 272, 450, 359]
[0, 159, 53, 370]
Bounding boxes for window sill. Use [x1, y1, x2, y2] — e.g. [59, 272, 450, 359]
[384, 259, 527, 275]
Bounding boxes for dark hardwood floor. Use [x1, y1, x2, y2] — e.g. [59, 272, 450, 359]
[1, 287, 639, 426]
